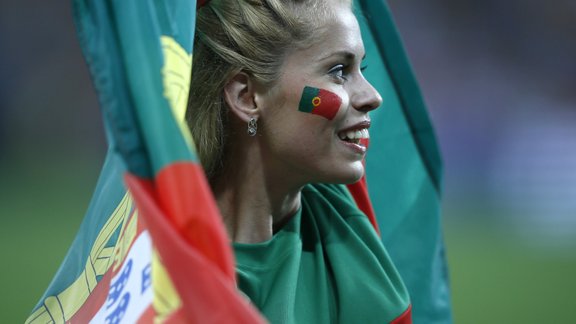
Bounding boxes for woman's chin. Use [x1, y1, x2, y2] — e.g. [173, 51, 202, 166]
[342, 169, 365, 184]
[321, 164, 365, 185]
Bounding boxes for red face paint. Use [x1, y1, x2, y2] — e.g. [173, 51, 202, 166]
[298, 86, 342, 120]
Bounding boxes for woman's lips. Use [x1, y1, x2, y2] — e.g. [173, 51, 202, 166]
[336, 120, 371, 154]
[336, 120, 371, 140]
[338, 137, 367, 154]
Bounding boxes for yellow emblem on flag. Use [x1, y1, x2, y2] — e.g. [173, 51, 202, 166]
[161, 36, 196, 150]
[312, 96, 322, 107]
[152, 250, 182, 321]
[161, 36, 192, 120]
[26, 194, 135, 324]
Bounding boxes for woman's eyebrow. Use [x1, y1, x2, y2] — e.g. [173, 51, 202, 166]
[318, 50, 356, 62]
[318, 51, 367, 63]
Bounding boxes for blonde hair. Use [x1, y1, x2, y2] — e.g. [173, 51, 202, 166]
[187, 0, 352, 179]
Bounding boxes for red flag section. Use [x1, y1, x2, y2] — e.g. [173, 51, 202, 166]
[346, 138, 380, 234]
[154, 162, 235, 280]
[125, 163, 265, 323]
[346, 175, 380, 235]
[391, 305, 413, 324]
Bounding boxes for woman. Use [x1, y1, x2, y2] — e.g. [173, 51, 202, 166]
[187, 0, 411, 322]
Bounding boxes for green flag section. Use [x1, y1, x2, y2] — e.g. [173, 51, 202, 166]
[298, 86, 342, 120]
[28, 0, 451, 323]
[234, 183, 413, 323]
[356, 1, 452, 322]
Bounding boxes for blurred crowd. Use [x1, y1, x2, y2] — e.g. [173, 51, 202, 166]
[389, 0, 576, 246]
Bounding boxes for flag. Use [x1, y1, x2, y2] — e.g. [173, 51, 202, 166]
[26, 0, 263, 322]
[298, 86, 342, 120]
[350, 1, 453, 322]
[27, 0, 451, 323]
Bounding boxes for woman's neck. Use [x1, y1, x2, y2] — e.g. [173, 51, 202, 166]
[211, 141, 303, 244]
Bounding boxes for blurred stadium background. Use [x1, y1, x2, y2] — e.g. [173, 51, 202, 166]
[1, 0, 575, 322]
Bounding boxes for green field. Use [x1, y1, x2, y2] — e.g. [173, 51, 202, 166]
[1, 161, 575, 323]
[445, 220, 576, 323]
[0, 159, 99, 322]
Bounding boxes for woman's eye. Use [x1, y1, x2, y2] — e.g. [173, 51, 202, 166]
[328, 64, 347, 82]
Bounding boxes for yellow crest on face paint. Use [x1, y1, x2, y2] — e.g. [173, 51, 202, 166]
[312, 96, 322, 107]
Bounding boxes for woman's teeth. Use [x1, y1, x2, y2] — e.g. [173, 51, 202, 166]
[338, 128, 370, 142]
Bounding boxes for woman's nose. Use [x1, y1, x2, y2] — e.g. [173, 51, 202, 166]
[351, 78, 382, 113]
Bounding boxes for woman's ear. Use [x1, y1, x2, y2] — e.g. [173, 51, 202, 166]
[223, 72, 259, 122]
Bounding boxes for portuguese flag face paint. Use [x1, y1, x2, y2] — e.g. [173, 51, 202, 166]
[298, 86, 342, 120]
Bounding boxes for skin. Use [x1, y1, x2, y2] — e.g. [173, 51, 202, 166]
[213, 4, 382, 243]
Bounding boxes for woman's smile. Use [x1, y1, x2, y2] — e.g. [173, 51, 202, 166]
[336, 120, 371, 155]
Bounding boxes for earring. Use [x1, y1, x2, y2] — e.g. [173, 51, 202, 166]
[247, 117, 258, 136]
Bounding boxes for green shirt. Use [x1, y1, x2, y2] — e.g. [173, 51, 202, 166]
[234, 183, 410, 323]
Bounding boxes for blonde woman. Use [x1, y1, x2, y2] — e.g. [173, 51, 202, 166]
[188, 1, 412, 322]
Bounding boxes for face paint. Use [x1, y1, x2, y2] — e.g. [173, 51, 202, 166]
[298, 86, 342, 120]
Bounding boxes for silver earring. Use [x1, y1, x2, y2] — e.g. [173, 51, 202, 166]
[247, 117, 258, 136]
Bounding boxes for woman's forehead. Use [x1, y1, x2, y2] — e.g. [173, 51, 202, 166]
[301, 9, 364, 63]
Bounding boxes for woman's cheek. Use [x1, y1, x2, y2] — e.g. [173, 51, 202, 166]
[297, 86, 342, 120]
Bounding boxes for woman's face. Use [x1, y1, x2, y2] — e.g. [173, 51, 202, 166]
[256, 5, 382, 186]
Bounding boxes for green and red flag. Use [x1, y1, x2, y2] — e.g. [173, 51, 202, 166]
[28, 0, 451, 323]
[347, 1, 452, 322]
[298, 86, 342, 120]
[26, 0, 264, 322]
